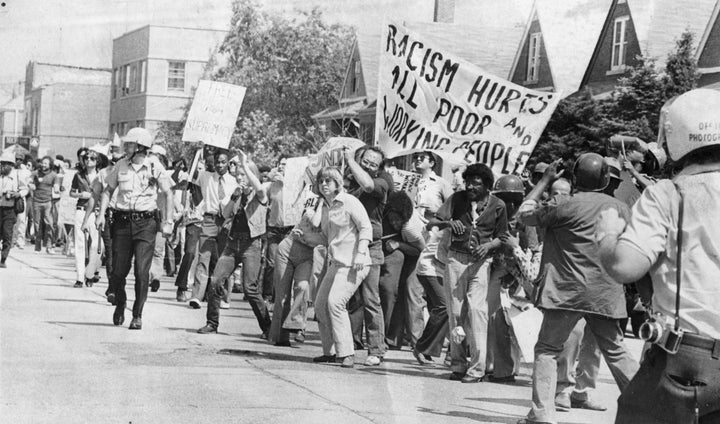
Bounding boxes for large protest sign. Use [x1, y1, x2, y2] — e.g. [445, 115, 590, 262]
[182, 80, 247, 149]
[376, 21, 561, 176]
[304, 137, 366, 183]
[279, 156, 313, 226]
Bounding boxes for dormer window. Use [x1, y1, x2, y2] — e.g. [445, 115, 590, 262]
[527, 32, 542, 82]
[611, 16, 629, 70]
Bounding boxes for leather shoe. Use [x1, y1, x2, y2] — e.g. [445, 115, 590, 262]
[150, 279, 160, 292]
[412, 348, 434, 365]
[340, 355, 355, 368]
[84, 278, 94, 288]
[312, 354, 336, 363]
[188, 298, 201, 309]
[112, 304, 125, 326]
[571, 397, 607, 411]
[197, 324, 218, 334]
[274, 340, 291, 347]
[74, 281, 83, 288]
[461, 375, 484, 383]
[128, 318, 142, 330]
[488, 374, 516, 384]
[294, 330, 305, 343]
[449, 372, 465, 381]
[176, 289, 188, 302]
[107, 292, 117, 305]
[555, 392, 571, 412]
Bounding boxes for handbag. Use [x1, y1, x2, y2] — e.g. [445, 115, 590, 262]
[13, 196, 24, 214]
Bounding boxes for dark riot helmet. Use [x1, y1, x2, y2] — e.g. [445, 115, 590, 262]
[572, 153, 609, 192]
[493, 174, 525, 203]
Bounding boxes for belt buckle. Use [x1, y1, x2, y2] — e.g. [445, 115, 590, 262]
[131, 212, 140, 221]
[661, 328, 684, 354]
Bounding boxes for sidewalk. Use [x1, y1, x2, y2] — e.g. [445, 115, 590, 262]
[0, 247, 643, 423]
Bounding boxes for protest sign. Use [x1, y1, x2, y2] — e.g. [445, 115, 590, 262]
[279, 156, 312, 226]
[376, 21, 561, 176]
[304, 137, 366, 183]
[58, 169, 77, 226]
[387, 168, 420, 199]
[182, 80, 247, 149]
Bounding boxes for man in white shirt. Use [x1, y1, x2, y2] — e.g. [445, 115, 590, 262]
[12, 153, 31, 249]
[187, 150, 238, 309]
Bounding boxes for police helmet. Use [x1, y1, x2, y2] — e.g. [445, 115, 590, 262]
[573, 153, 609, 192]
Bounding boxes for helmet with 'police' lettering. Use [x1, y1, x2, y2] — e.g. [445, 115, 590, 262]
[657, 89, 720, 161]
[122, 127, 153, 149]
[572, 152, 609, 192]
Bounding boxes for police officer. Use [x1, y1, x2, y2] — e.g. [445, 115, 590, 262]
[96, 127, 173, 330]
[598, 88, 720, 423]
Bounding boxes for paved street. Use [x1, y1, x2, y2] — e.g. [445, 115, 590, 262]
[0, 248, 643, 424]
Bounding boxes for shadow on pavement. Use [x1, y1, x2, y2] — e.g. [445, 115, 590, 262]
[357, 365, 450, 379]
[417, 406, 522, 423]
[46, 320, 118, 328]
[467, 397, 529, 408]
[44, 298, 106, 305]
[216, 348, 315, 365]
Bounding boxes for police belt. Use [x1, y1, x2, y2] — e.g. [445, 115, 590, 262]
[114, 209, 157, 221]
[662, 331, 720, 359]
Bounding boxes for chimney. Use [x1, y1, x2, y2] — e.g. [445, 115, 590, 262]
[434, 0, 455, 23]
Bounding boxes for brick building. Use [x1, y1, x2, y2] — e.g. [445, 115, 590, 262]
[23, 62, 111, 160]
[110, 25, 227, 138]
[0, 95, 25, 151]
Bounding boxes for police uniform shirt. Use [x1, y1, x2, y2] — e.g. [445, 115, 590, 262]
[105, 156, 170, 212]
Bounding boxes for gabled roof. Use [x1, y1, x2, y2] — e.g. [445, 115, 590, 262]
[354, 20, 526, 103]
[628, 0, 717, 68]
[0, 96, 24, 112]
[511, 0, 612, 97]
[695, 0, 720, 63]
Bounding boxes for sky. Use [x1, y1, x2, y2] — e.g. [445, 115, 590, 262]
[0, 0, 532, 103]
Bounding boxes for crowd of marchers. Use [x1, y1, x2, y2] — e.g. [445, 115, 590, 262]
[1, 88, 719, 424]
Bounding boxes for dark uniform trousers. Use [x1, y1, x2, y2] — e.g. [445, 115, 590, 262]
[111, 213, 157, 319]
[0, 206, 17, 262]
[616, 342, 720, 423]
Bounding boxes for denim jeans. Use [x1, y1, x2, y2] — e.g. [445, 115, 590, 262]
[191, 215, 223, 300]
[206, 236, 269, 332]
[262, 226, 293, 299]
[111, 214, 157, 319]
[33, 201, 53, 251]
[0, 206, 17, 263]
[415, 274, 448, 358]
[269, 237, 313, 343]
[527, 309, 639, 423]
[445, 251, 492, 378]
[174, 223, 201, 290]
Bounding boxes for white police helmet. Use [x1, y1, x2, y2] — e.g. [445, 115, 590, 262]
[658, 89, 720, 161]
[122, 127, 153, 149]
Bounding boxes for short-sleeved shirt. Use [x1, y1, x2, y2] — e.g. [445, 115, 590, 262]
[71, 172, 95, 208]
[349, 174, 389, 241]
[194, 170, 238, 216]
[518, 191, 630, 318]
[105, 156, 171, 212]
[32, 170, 58, 203]
[435, 191, 508, 254]
[415, 171, 453, 218]
[619, 164, 720, 339]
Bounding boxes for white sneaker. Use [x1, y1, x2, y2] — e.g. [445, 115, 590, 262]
[364, 355, 382, 366]
[188, 298, 201, 309]
[219, 301, 230, 309]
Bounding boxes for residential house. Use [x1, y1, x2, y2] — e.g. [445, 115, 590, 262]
[697, 1, 720, 87]
[110, 25, 227, 138]
[23, 62, 111, 160]
[581, 0, 718, 95]
[509, 0, 612, 97]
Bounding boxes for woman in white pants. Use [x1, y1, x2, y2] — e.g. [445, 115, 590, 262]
[312, 166, 372, 369]
[71, 148, 101, 288]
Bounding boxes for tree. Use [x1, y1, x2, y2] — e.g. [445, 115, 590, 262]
[155, 0, 353, 167]
[214, 0, 354, 164]
[531, 30, 700, 171]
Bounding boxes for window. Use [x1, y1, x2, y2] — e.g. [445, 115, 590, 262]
[129, 63, 137, 93]
[112, 69, 118, 99]
[122, 65, 131, 95]
[351, 60, 361, 93]
[167, 61, 185, 91]
[110, 123, 116, 136]
[136, 120, 143, 128]
[119, 122, 128, 136]
[138, 60, 146, 93]
[527, 32, 542, 82]
[612, 16, 630, 70]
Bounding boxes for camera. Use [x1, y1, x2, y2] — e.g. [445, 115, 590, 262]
[639, 313, 683, 353]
